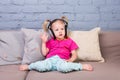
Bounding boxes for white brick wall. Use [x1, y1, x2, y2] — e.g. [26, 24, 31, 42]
[0, 0, 120, 30]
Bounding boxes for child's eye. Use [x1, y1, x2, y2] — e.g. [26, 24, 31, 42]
[61, 28, 64, 30]
[55, 29, 58, 31]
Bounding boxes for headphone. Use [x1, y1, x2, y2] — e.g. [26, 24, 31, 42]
[48, 19, 68, 39]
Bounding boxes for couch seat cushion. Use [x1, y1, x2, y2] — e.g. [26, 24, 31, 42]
[26, 62, 120, 80]
[0, 64, 28, 80]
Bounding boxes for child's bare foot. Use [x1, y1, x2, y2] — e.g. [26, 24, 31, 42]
[82, 64, 93, 71]
[19, 64, 29, 71]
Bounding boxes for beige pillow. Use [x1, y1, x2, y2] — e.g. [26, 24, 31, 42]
[69, 27, 104, 62]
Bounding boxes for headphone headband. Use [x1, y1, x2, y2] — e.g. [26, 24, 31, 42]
[48, 19, 68, 29]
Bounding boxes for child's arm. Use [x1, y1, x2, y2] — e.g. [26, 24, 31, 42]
[66, 50, 77, 62]
[41, 42, 49, 56]
[40, 32, 49, 56]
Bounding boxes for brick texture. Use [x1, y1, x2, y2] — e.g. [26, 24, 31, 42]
[0, 0, 120, 30]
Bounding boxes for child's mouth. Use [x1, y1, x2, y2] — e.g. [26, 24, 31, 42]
[59, 34, 62, 36]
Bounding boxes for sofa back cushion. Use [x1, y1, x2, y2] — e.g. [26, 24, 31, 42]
[0, 30, 24, 65]
[69, 28, 104, 62]
[21, 28, 45, 64]
[99, 31, 120, 63]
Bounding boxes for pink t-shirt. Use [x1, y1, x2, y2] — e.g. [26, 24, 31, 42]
[46, 38, 78, 60]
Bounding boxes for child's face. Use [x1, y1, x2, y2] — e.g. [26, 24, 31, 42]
[51, 21, 65, 40]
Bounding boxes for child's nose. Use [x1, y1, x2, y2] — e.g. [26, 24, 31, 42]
[59, 31, 62, 33]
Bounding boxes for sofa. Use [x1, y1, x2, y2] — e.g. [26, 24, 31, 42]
[0, 28, 120, 80]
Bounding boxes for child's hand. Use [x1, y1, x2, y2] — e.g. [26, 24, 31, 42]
[40, 32, 48, 43]
[65, 59, 73, 62]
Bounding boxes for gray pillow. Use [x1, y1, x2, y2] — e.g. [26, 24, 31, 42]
[21, 28, 45, 64]
[0, 30, 24, 65]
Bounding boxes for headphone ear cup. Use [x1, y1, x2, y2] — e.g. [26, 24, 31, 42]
[49, 28, 56, 39]
[47, 30, 52, 40]
[64, 22, 68, 38]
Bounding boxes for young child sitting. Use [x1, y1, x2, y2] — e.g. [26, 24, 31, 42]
[19, 16, 93, 73]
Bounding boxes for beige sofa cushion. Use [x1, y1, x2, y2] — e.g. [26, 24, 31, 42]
[69, 28, 104, 62]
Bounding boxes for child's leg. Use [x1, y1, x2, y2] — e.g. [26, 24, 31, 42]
[28, 59, 52, 72]
[20, 59, 52, 72]
[56, 61, 82, 73]
[56, 60, 93, 73]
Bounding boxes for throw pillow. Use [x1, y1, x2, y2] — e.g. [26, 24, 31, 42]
[21, 28, 45, 64]
[69, 27, 105, 62]
[0, 30, 24, 65]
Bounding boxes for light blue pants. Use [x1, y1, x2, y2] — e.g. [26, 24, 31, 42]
[28, 55, 82, 73]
